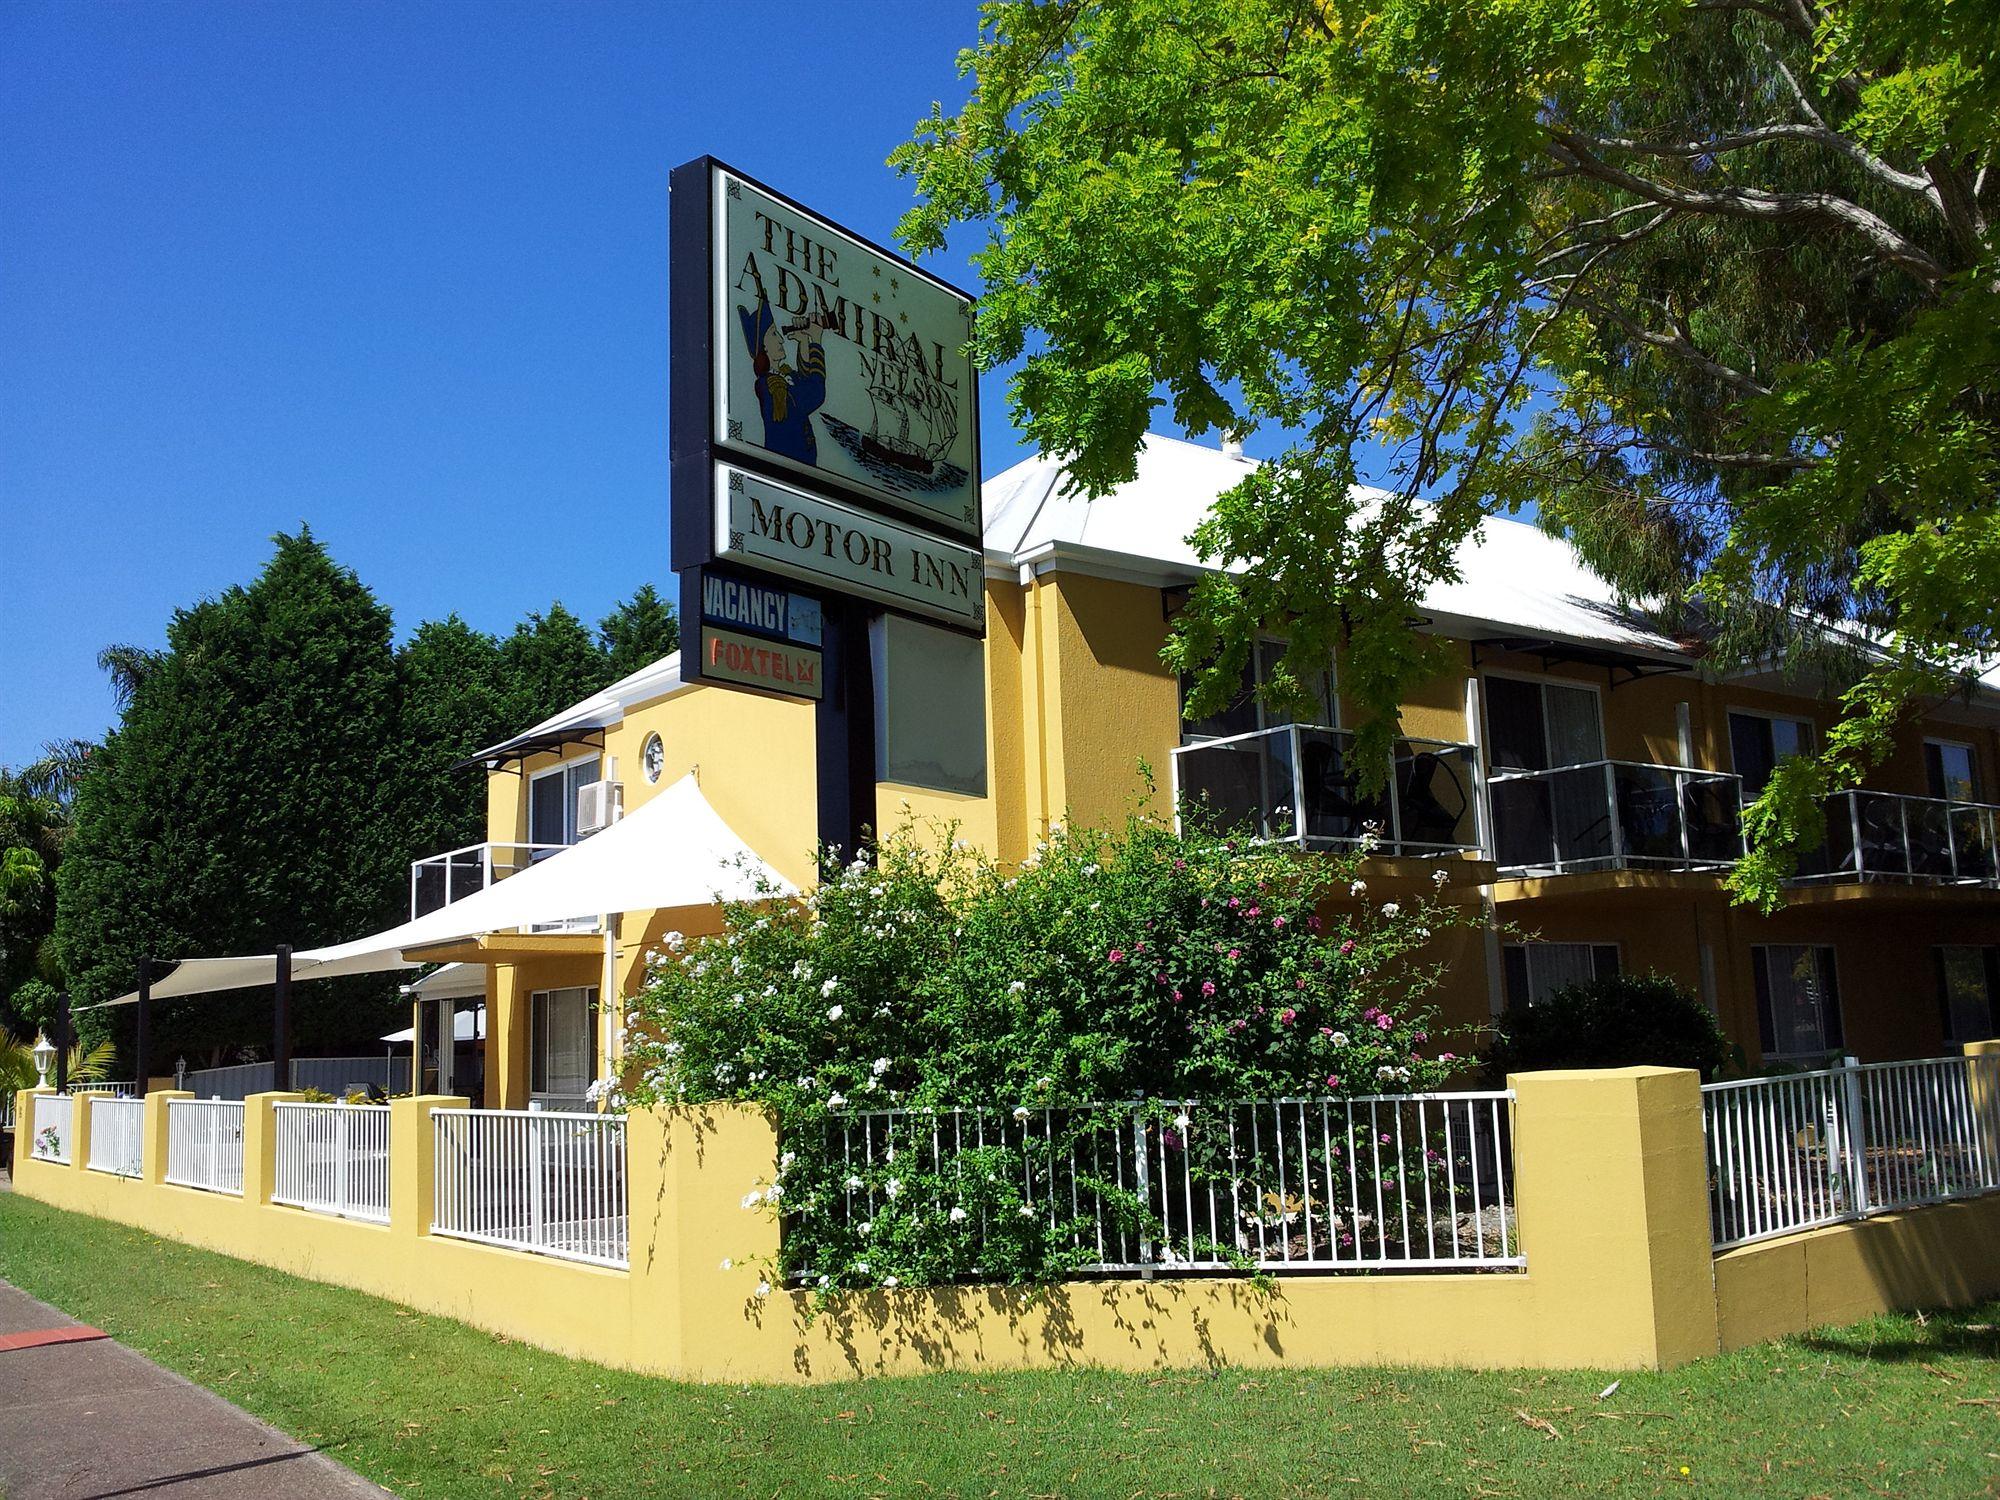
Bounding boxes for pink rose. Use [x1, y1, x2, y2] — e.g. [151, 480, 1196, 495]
[1272, 916, 1286, 929]
[1325, 1074, 1341, 1089]
[1108, 948, 1125, 964]
[1375, 1014, 1394, 1030]
[1227, 948, 1240, 960]
[1201, 981, 1216, 997]
[1340, 939, 1356, 955]
[1280, 1008, 1297, 1024]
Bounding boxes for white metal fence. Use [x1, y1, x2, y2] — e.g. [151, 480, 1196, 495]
[165, 1099, 246, 1195]
[1704, 1053, 2000, 1250]
[431, 1108, 628, 1268]
[30, 1093, 73, 1163]
[812, 1092, 1521, 1277]
[87, 1097, 146, 1177]
[272, 1102, 391, 1223]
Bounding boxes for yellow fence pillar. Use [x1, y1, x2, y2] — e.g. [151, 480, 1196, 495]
[1965, 1039, 2000, 1181]
[389, 1095, 467, 1241]
[1509, 1065, 1720, 1369]
[13, 1087, 52, 1170]
[625, 1104, 781, 1377]
[242, 1091, 306, 1206]
[143, 1090, 192, 1185]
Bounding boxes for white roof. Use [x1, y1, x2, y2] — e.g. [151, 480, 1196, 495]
[465, 650, 687, 765]
[397, 963, 488, 1001]
[382, 1003, 483, 1044]
[90, 776, 792, 1008]
[981, 432, 1688, 662]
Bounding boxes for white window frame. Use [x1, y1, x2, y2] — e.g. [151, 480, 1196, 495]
[1477, 667, 1607, 774]
[1752, 943, 1842, 1061]
[1923, 736, 1982, 803]
[1501, 940, 1622, 1009]
[529, 985, 600, 1104]
[1179, 636, 1340, 745]
[527, 754, 602, 850]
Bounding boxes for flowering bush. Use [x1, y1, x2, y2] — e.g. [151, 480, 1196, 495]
[618, 809, 1475, 1291]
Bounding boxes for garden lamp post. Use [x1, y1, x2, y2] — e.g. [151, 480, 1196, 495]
[31, 1032, 55, 1089]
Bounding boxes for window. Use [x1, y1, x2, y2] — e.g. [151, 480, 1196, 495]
[1935, 947, 1999, 1044]
[530, 987, 598, 1099]
[1483, 675, 1604, 772]
[528, 755, 601, 850]
[1729, 712, 1812, 796]
[1925, 740, 1982, 802]
[1181, 640, 1336, 743]
[1502, 942, 1621, 1009]
[1752, 945, 1843, 1058]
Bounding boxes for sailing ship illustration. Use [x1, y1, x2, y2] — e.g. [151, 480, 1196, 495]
[857, 361, 960, 477]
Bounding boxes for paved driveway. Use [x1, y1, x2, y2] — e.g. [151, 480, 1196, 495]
[0, 1280, 392, 1499]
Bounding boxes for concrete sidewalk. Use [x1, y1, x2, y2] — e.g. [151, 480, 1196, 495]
[0, 1280, 392, 1499]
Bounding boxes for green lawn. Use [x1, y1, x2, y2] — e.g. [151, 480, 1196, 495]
[3, 1193, 1997, 1498]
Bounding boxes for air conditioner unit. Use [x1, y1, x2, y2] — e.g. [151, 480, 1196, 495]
[575, 779, 624, 837]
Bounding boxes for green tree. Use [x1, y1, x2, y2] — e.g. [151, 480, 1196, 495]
[897, 0, 2000, 907]
[396, 615, 511, 862]
[55, 530, 409, 1067]
[0, 745, 81, 1039]
[498, 602, 614, 732]
[598, 583, 680, 682]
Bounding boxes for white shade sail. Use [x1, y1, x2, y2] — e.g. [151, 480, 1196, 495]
[87, 775, 792, 1009]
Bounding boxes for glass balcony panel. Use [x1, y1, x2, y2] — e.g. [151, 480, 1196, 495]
[1550, 764, 1616, 866]
[1612, 763, 1681, 863]
[1851, 791, 1912, 879]
[1905, 797, 1954, 879]
[1175, 735, 1298, 843]
[1174, 727, 1478, 856]
[1492, 760, 1743, 875]
[1393, 739, 1478, 852]
[1950, 805, 1997, 882]
[409, 842, 566, 920]
[1491, 776, 1556, 870]
[1682, 773, 1745, 864]
[1296, 729, 1383, 844]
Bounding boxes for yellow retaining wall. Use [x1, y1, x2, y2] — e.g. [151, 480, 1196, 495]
[12, 1065, 1998, 1384]
[1714, 1196, 2000, 1352]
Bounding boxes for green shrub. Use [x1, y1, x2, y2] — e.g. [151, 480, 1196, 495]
[1483, 974, 1729, 1082]
[619, 808, 1479, 1292]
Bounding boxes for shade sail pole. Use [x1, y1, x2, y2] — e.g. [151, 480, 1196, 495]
[134, 957, 152, 1098]
[272, 943, 293, 1090]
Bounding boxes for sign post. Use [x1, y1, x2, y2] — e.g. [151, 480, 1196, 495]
[667, 157, 983, 864]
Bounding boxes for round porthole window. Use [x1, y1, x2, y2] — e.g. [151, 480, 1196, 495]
[642, 732, 666, 784]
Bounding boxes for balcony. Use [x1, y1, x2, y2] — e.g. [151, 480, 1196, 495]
[1794, 791, 2000, 889]
[409, 842, 566, 920]
[1489, 760, 1743, 877]
[1171, 725, 1483, 857]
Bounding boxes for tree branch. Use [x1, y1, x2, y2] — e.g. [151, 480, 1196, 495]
[1547, 129, 1952, 285]
[1569, 293, 1774, 398]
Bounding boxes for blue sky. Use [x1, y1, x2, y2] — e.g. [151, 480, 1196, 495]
[2, 1, 1042, 768]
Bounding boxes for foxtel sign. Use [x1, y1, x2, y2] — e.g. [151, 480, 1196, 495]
[713, 464, 984, 631]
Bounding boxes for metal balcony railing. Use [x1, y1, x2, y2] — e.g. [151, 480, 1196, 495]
[1794, 790, 2000, 888]
[1488, 760, 1743, 876]
[1171, 725, 1483, 857]
[409, 841, 565, 920]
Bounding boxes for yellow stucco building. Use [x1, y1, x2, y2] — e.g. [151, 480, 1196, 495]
[408, 433, 2000, 1108]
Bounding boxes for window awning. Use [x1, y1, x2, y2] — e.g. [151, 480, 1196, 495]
[85, 775, 793, 1009]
